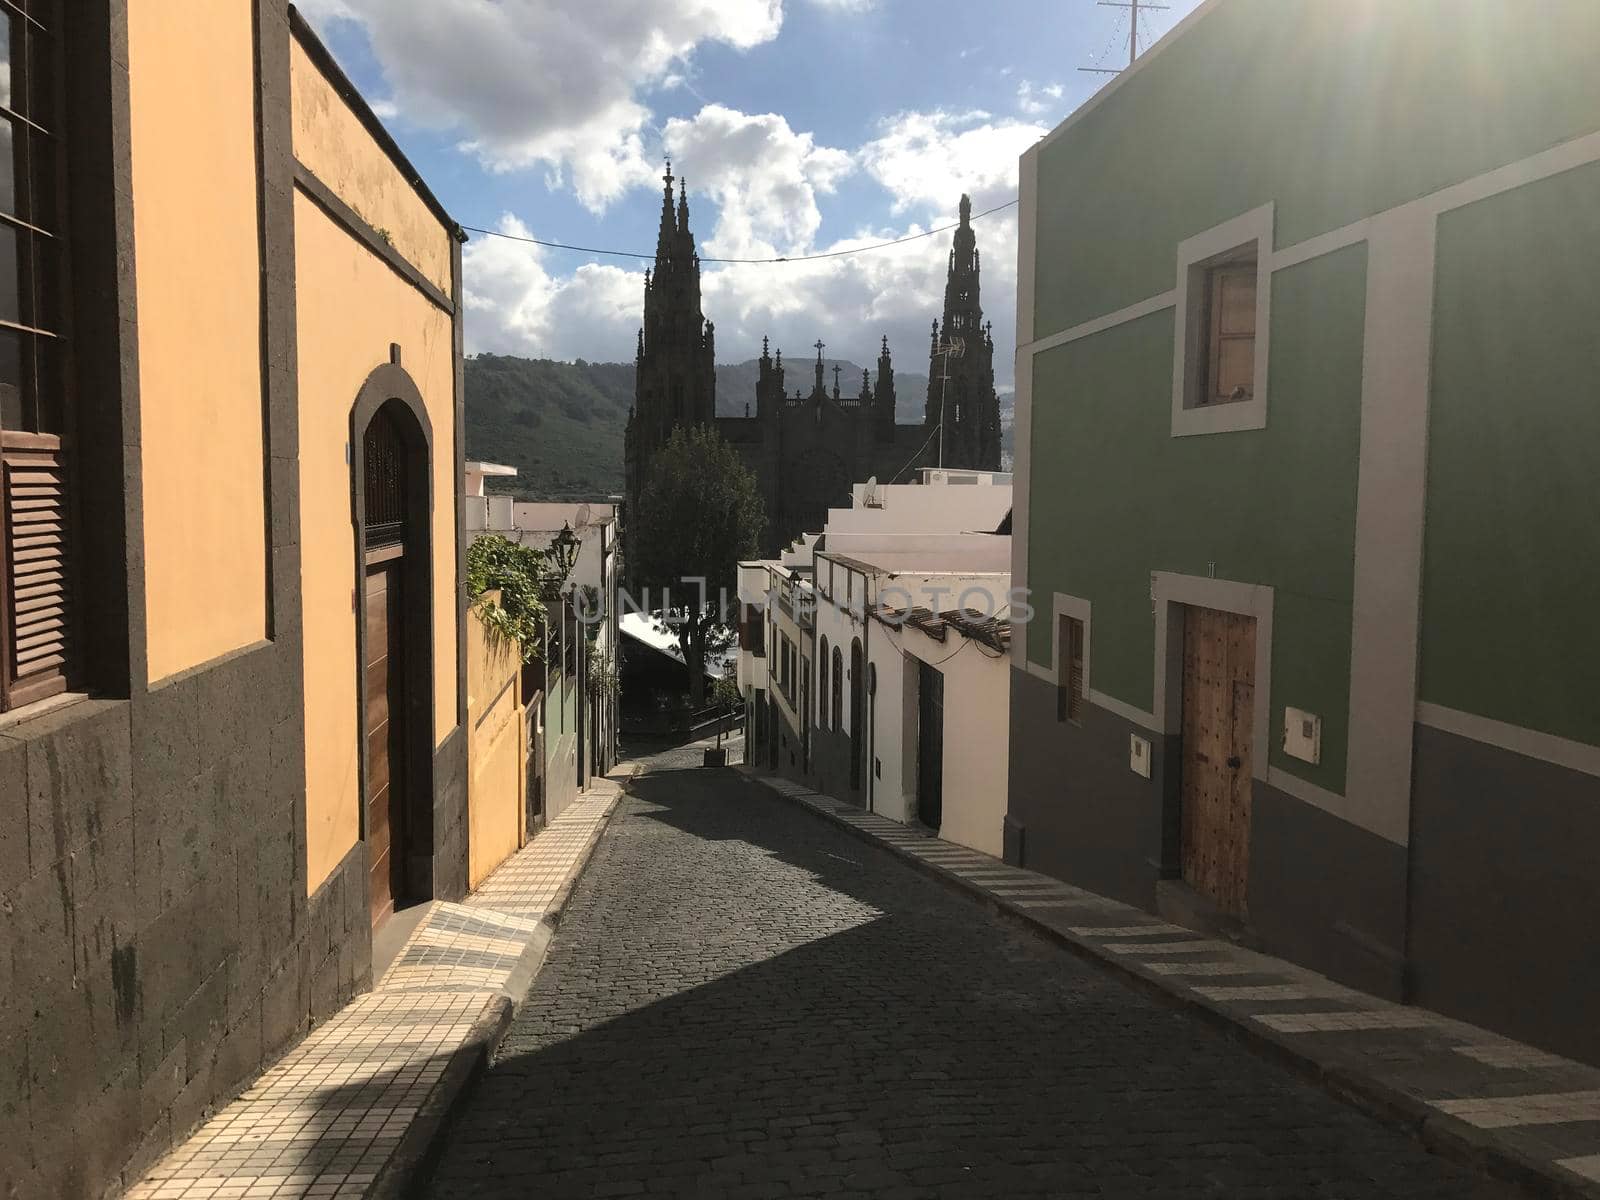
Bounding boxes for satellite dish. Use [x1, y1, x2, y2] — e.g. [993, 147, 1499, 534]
[862, 476, 882, 508]
[574, 502, 592, 528]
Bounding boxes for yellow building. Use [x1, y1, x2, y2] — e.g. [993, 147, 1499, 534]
[0, 5, 469, 1195]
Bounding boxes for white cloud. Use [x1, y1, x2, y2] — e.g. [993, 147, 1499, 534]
[463, 215, 645, 363]
[662, 105, 853, 257]
[463, 104, 1030, 391]
[309, 0, 784, 211]
[859, 109, 1045, 214]
[1015, 80, 1064, 116]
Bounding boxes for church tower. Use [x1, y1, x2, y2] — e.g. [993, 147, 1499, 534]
[925, 195, 1001, 470]
[625, 163, 717, 539]
[874, 336, 897, 441]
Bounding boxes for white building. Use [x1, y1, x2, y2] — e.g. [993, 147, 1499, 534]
[738, 470, 1014, 854]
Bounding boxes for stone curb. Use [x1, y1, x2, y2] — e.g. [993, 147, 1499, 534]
[739, 769, 1600, 1200]
[382, 790, 624, 1199]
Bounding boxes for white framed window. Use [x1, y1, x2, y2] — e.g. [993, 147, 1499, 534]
[1171, 204, 1274, 437]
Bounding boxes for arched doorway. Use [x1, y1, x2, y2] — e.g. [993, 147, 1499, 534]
[353, 369, 436, 930]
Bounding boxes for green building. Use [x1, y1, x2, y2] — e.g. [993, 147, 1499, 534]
[1008, 0, 1600, 1063]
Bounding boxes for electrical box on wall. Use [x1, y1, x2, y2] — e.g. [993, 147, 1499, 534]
[1283, 707, 1322, 765]
[1129, 734, 1152, 779]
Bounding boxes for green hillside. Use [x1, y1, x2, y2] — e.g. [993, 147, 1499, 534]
[465, 354, 632, 500]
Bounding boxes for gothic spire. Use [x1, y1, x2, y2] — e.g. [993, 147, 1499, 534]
[655, 161, 676, 260]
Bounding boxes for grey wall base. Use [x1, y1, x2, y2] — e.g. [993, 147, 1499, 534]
[0, 643, 373, 1200]
[1410, 722, 1600, 1066]
[1007, 667, 1407, 995]
[1006, 668, 1168, 911]
[1008, 667, 1600, 1064]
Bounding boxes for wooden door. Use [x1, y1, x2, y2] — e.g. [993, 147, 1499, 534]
[916, 659, 944, 831]
[1179, 606, 1256, 917]
[365, 556, 406, 927]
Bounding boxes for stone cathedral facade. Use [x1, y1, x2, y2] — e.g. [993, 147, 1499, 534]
[625, 168, 1001, 556]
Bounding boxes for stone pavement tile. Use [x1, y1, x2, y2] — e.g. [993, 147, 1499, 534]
[739, 764, 1600, 1199]
[127, 780, 623, 1200]
[427, 755, 1511, 1200]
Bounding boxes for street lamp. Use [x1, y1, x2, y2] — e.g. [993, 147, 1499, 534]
[550, 521, 580, 581]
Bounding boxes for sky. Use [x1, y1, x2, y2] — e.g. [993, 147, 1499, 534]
[297, 0, 1205, 389]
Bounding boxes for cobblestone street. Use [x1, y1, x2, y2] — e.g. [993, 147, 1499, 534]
[425, 756, 1510, 1199]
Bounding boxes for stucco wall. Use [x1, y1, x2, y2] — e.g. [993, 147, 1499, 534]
[867, 611, 1009, 856]
[467, 606, 523, 887]
[1421, 161, 1600, 748]
[290, 40, 453, 296]
[129, 3, 268, 683]
[1031, 0, 1600, 341]
[294, 193, 458, 893]
[1025, 246, 1367, 799]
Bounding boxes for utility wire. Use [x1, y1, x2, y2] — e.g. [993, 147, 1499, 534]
[458, 198, 1019, 265]
[886, 422, 943, 485]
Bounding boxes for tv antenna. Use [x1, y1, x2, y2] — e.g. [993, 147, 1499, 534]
[1079, 0, 1169, 75]
[932, 335, 966, 470]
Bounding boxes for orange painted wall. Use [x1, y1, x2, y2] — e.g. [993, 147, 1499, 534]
[295, 192, 457, 895]
[128, 2, 268, 683]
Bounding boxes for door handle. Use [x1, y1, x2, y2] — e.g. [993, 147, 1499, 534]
[1226, 756, 1242, 770]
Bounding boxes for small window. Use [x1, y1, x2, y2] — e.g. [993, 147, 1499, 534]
[1170, 205, 1272, 438]
[1057, 616, 1085, 723]
[1199, 258, 1257, 407]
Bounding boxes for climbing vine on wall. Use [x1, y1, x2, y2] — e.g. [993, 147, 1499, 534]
[466, 534, 570, 663]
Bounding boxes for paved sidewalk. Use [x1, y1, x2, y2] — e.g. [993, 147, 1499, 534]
[127, 785, 621, 1200]
[741, 767, 1600, 1200]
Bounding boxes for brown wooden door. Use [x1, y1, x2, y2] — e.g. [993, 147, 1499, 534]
[1180, 605, 1256, 917]
[365, 555, 406, 927]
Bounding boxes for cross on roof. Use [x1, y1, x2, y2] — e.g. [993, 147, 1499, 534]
[814, 339, 825, 358]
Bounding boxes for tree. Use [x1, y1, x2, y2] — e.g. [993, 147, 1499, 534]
[631, 425, 765, 707]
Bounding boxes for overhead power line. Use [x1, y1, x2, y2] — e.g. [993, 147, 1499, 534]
[458, 197, 1019, 266]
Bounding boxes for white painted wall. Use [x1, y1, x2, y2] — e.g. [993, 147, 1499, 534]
[865, 590, 1011, 856]
[826, 481, 1012, 539]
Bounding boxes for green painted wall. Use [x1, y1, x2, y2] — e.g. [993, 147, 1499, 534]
[1421, 161, 1600, 748]
[1033, 0, 1600, 340]
[1027, 246, 1367, 793]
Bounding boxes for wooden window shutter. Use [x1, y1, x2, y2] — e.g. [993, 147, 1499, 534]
[1205, 261, 1257, 405]
[1057, 615, 1085, 722]
[1, 434, 71, 710]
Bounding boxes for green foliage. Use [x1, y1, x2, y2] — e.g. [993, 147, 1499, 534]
[711, 674, 743, 711]
[465, 534, 569, 663]
[587, 641, 620, 698]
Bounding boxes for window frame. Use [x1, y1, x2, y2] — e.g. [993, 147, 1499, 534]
[1057, 614, 1085, 724]
[0, 0, 76, 716]
[1170, 204, 1273, 438]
